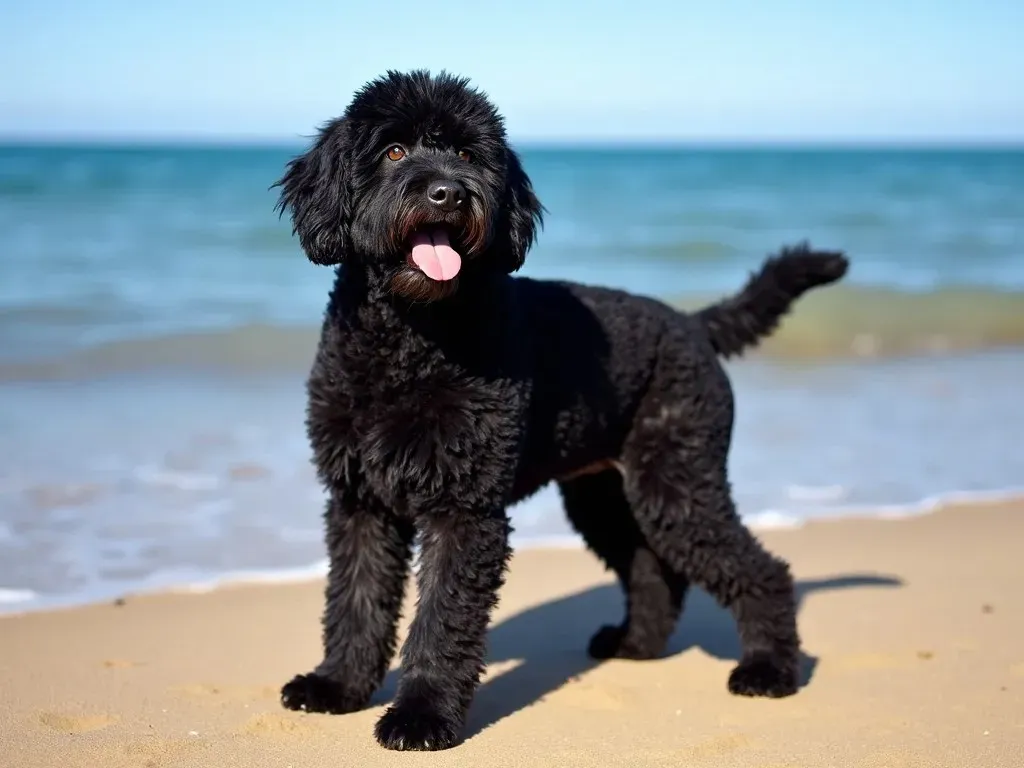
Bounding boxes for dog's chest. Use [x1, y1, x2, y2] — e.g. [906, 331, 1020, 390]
[310, 314, 522, 510]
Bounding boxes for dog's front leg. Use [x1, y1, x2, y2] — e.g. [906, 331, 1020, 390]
[281, 482, 415, 714]
[374, 508, 512, 751]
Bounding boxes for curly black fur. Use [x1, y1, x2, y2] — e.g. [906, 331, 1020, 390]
[274, 69, 850, 751]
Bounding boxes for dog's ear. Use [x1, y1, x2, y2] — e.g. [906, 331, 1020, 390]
[492, 148, 544, 273]
[274, 119, 352, 266]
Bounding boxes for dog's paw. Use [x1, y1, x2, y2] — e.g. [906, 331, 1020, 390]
[587, 624, 626, 659]
[727, 652, 798, 698]
[280, 673, 369, 714]
[587, 624, 660, 660]
[374, 700, 462, 751]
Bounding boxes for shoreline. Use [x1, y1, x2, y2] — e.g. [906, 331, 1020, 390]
[2, 486, 1023, 619]
[1, 485, 1021, 616]
[2, 499, 1022, 767]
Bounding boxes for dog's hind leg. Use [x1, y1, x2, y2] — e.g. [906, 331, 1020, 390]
[281, 484, 415, 714]
[559, 469, 688, 660]
[621, 361, 801, 698]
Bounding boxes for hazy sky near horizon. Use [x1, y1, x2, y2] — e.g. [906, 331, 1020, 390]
[2, 0, 1022, 143]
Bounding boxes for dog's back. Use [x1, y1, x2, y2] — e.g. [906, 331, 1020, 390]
[517, 241, 848, 367]
[508, 244, 849, 499]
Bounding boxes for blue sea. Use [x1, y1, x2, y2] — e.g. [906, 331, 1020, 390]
[2, 143, 1023, 613]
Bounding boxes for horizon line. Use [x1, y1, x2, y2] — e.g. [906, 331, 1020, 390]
[2, 138, 1024, 153]
[1, 133, 1023, 151]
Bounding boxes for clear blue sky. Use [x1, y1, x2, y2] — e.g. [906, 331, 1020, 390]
[2, 0, 1022, 143]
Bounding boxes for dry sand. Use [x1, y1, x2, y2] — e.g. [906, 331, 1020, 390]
[2, 502, 1023, 767]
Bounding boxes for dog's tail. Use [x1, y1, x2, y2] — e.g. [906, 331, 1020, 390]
[696, 242, 849, 359]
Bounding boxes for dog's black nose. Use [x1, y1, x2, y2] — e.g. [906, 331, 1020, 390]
[426, 180, 466, 212]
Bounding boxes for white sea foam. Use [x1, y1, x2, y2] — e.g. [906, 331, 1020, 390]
[0, 588, 37, 604]
[163, 559, 330, 594]
[827, 486, 1024, 521]
[510, 533, 584, 550]
[745, 510, 806, 530]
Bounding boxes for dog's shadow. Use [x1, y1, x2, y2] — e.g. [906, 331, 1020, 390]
[372, 573, 903, 740]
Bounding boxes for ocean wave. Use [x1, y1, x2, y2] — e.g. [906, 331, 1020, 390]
[2, 285, 1024, 381]
[0, 323, 321, 381]
[674, 284, 1024, 360]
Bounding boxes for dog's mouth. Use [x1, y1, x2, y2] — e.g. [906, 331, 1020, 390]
[406, 226, 463, 282]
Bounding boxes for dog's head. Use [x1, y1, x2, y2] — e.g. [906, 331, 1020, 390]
[274, 70, 544, 302]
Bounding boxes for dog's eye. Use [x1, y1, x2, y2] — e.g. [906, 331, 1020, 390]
[457, 150, 472, 162]
[386, 146, 406, 161]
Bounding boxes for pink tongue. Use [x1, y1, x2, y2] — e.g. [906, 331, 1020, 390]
[409, 229, 462, 281]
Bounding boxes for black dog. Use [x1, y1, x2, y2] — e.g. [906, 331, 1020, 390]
[274, 70, 849, 751]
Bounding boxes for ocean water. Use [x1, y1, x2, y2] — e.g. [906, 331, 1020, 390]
[1, 143, 1023, 613]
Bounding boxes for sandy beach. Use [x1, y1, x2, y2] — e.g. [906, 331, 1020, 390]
[2, 501, 1022, 768]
